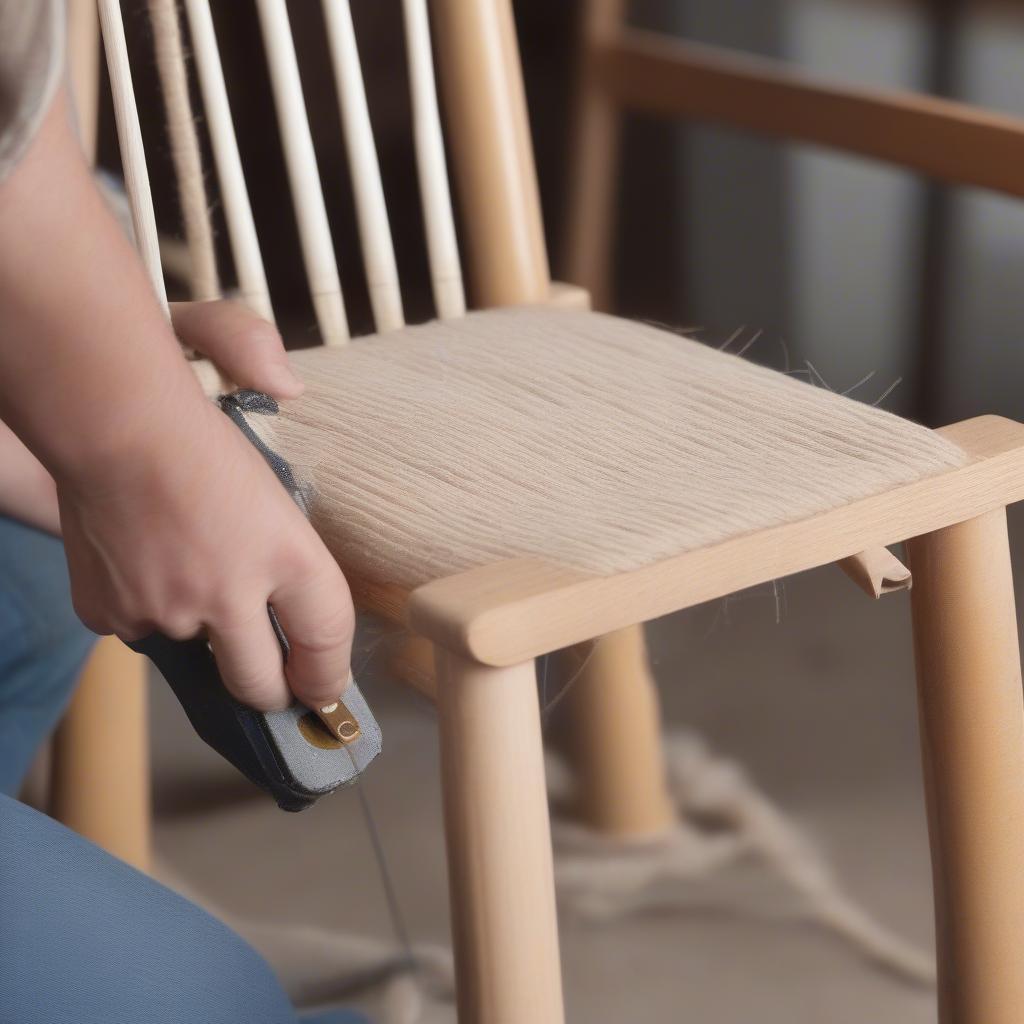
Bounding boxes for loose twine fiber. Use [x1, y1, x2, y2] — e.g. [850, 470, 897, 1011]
[249, 307, 967, 589]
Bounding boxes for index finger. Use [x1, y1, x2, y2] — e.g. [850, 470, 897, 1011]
[170, 300, 303, 399]
[270, 564, 355, 710]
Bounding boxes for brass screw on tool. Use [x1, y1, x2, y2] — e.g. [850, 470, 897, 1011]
[316, 699, 361, 743]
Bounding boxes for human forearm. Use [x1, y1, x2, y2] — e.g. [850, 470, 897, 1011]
[0, 419, 59, 534]
[0, 89, 210, 486]
[0, 87, 354, 714]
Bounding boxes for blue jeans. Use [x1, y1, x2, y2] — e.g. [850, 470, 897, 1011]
[0, 517, 366, 1023]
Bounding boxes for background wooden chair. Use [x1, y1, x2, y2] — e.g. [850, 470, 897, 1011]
[46, 2, 1024, 1021]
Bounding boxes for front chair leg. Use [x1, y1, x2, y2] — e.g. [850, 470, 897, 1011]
[435, 649, 565, 1024]
[908, 508, 1024, 1023]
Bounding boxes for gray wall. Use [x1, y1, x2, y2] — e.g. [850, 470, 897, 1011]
[663, 0, 1024, 422]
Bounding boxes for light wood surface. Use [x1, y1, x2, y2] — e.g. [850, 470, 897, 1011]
[435, 651, 565, 1024]
[183, 0, 274, 323]
[908, 509, 1024, 1022]
[555, 625, 676, 836]
[322, 0, 404, 333]
[255, 0, 349, 345]
[409, 416, 1024, 665]
[837, 546, 912, 599]
[150, 0, 220, 302]
[563, 0, 626, 310]
[50, 640, 152, 872]
[402, 0, 466, 320]
[432, 0, 550, 307]
[98, 0, 168, 311]
[597, 29, 1024, 198]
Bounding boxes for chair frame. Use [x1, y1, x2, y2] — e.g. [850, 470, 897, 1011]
[58, 1, 1024, 1021]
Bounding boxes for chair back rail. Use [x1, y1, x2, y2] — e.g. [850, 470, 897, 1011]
[597, 28, 1024, 199]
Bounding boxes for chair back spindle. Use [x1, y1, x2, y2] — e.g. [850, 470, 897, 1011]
[149, 0, 220, 302]
[97, 0, 169, 312]
[322, 0, 405, 332]
[255, 0, 349, 344]
[182, 0, 274, 322]
[98, 0, 547, 354]
[402, 0, 466, 319]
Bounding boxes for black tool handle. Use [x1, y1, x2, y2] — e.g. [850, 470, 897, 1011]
[130, 632, 320, 811]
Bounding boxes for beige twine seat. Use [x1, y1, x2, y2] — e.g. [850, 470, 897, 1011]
[255, 306, 968, 590]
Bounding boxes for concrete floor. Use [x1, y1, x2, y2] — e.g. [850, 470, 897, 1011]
[151, 514, 1024, 1021]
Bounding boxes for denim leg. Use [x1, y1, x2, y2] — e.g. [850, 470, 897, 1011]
[0, 792, 302, 1024]
[0, 515, 95, 794]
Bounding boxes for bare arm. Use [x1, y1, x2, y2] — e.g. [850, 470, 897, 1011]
[0, 91, 353, 712]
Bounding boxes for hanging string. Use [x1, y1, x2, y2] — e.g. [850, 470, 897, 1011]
[149, 0, 220, 301]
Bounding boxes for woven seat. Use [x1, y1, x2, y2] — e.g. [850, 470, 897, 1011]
[248, 307, 968, 589]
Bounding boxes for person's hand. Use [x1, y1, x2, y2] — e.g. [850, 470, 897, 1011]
[55, 343, 353, 714]
[0, 301, 302, 540]
[0, 90, 352, 713]
[169, 300, 304, 400]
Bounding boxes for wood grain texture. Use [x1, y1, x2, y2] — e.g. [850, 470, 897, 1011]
[408, 416, 1024, 665]
[597, 29, 1024, 198]
[908, 510, 1024, 1022]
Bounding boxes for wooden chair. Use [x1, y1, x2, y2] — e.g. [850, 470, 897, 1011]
[55, 2, 1024, 1022]
[565, 0, 1024, 312]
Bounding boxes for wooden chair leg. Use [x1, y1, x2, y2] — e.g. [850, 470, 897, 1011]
[907, 508, 1024, 1023]
[435, 649, 565, 1024]
[557, 624, 675, 837]
[50, 636, 152, 872]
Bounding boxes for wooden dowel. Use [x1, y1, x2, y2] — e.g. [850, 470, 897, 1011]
[598, 29, 1024, 198]
[149, 0, 220, 303]
[837, 546, 912, 598]
[50, 640, 152, 872]
[562, 0, 628, 310]
[401, 0, 466, 320]
[98, 0, 168, 311]
[556, 626, 675, 837]
[436, 651, 565, 1023]
[908, 509, 1024, 1020]
[255, 0, 349, 345]
[322, 0, 404, 333]
[183, 0, 274, 322]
